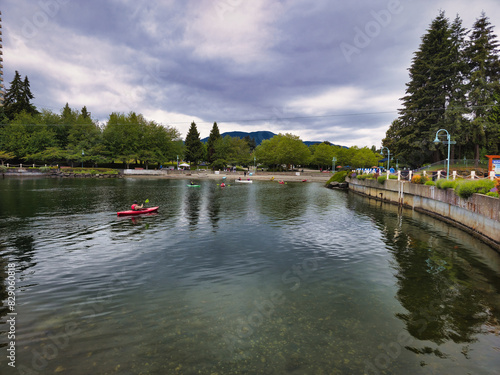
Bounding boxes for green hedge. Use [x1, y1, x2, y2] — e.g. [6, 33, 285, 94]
[436, 179, 457, 189]
[454, 179, 495, 199]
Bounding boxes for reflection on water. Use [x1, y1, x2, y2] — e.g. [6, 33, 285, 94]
[0, 178, 499, 374]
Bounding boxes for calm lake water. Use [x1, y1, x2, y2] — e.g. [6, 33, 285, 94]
[0, 177, 500, 374]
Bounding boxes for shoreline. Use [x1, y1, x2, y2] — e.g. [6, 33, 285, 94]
[1, 169, 334, 183]
[123, 171, 333, 183]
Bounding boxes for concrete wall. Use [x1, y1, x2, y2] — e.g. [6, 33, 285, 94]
[123, 169, 168, 175]
[347, 177, 500, 251]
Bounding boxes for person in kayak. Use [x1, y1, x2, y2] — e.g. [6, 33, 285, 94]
[190, 181, 196, 185]
[131, 200, 144, 210]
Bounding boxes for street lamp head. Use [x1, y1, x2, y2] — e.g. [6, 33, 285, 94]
[433, 136, 440, 144]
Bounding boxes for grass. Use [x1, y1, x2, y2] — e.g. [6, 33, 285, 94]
[326, 171, 348, 185]
[58, 168, 119, 175]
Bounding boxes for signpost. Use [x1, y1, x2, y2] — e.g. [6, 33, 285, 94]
[486, 155, 500, 177]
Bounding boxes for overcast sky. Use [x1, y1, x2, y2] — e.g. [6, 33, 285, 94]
[2, 0, 500, 147]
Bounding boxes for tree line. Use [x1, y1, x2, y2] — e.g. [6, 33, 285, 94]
[188, 121, 383, 170]
[383, 11, 500, 168]
[0, 71, 385, 170]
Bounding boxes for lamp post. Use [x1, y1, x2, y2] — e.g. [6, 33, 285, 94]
[81, 150, 84, 168]
[332, 157, 337, 172]
[433, 129, 456, 180]
[254, 156, 256, 171]
[381, 147, 390, 171]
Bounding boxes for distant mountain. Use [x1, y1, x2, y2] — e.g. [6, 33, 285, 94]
[201, 131, 275, 146]
[201, 130, 347, 148]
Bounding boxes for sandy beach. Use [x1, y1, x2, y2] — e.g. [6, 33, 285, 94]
[124, 169, 333, 183]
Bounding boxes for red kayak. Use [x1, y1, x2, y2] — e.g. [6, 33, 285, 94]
[117, 207, 159, 216]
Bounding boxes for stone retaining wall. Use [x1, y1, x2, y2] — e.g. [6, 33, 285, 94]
[346, 177, 500, 251]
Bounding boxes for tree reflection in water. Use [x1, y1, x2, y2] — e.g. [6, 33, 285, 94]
[387, 223, 500, 358]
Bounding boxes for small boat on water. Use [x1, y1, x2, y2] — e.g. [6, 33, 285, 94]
[117, 207, 159, 216]
[235, 179, 253, 184]
[187, 184, 201, 187]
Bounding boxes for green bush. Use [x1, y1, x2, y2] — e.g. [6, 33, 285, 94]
[389, 175, 398, 180]
[436, 179, 457, 190]
[377, 175, 387, 184]
[425, 181, 435, 186]
[0, 165, 7, 173]
[356, 173, 374, 180]
[486, 192, 499, 198]
[326, 171, 347, 184]
[454, 179, 495, 199]
[39, 166, 51, 173]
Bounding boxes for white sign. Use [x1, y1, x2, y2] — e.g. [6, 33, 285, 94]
[493, 160, 500, 176]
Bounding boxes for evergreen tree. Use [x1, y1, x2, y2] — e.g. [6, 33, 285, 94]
[3, 71, 38, 119]
[206, 122, 221, 164]
[445, 15, 470, 160]
[385, 12, 461, 167]
[243, 135, 256, 151]
[184, 121, 204, 165]
[81, 106, 91, 119]
[464, 12, 500, 160]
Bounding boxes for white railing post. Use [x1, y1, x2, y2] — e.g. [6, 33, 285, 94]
[386, 170, 390, 179]
[409, 171, 413, 181]
[398, 170, 401, 181]
[490, 171, 496, 180]
[437, 171, 441, 180]
[423, 170, 427, 177]
[452, 171, 457, 180]
[471, 171, 476, 179]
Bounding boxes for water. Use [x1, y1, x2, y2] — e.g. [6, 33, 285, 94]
[0, 177, 499, 374]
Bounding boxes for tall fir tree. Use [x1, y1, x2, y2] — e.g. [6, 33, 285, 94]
[243, 135, 257, 151]
[184, 121, 204, 165]
[464, 12, 500, 159]
[445, 15, 470, 160]
[384, 12, 463, 167]
[206, 122, 221, 164]
[3, 71, 38, 120]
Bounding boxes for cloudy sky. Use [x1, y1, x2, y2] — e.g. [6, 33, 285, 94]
[2, 0, 500, 147]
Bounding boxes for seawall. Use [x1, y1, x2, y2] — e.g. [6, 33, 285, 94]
[346, 177, 500, 252]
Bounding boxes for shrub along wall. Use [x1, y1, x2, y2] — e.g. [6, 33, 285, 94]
[346, 177, 500, 252]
